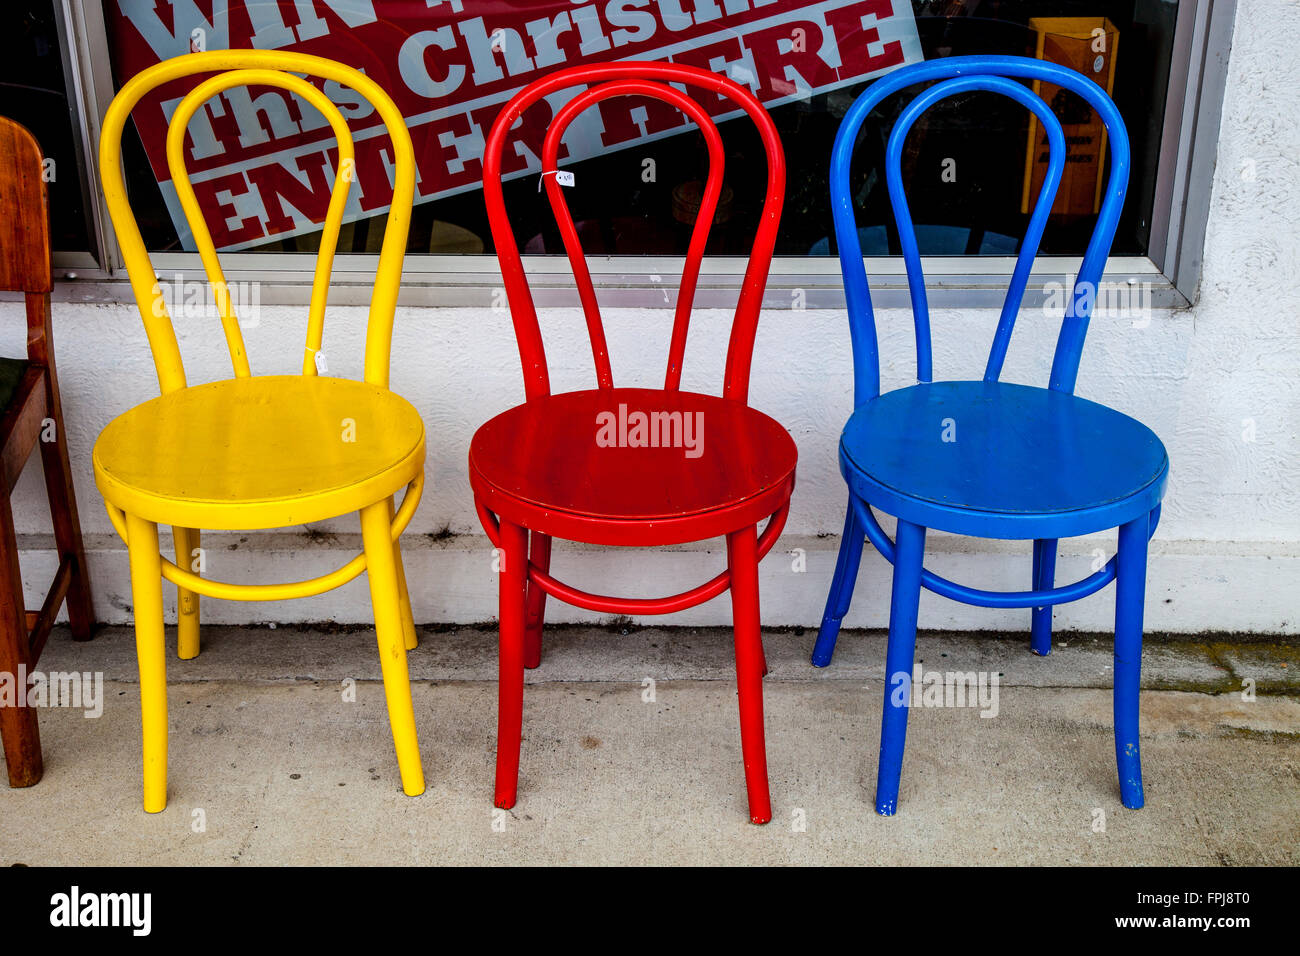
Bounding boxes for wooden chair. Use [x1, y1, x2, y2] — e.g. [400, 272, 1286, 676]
[0, 116, 96, 788]
[96, 51, 426, 812]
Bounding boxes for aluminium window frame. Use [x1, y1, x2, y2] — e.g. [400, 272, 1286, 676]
[49, 0, 1235, 311]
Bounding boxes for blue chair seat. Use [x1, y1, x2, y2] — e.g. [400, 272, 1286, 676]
[840, 381, 1168, 540]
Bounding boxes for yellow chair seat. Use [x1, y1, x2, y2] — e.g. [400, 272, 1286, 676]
[93, 375, 425, 530]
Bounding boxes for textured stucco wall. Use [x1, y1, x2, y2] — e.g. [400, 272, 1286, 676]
[2, 0, 1295, 633]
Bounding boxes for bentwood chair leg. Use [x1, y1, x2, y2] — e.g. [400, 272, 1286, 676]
[494, 519, 529, 809]
[126, 513, 168, 813]
[0, 494, 40, 787]
[360, 501, 424, 796]
[524, 531, 551, 669]
[876, 518, 927, 816]
[1114, 515, 1149, 810]
[727, 523, 772, 825]
[813, 493, 867, 667]
[387, 497, 418, 651]
[172, 527, 201, 660]
[1031, 538, 1057, 656]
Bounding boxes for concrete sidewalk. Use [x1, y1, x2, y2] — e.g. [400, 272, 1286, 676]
[2, 625, 1296, 866]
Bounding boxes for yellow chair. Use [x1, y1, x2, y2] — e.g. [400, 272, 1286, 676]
[96, 50, 425, 812]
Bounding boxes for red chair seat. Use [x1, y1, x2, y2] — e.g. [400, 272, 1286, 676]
[470, 387, 796, 546]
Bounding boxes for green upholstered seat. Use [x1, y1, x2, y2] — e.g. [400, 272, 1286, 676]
[0, 356, 29, 414]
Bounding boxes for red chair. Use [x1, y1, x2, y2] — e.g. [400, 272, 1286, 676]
[472, 63, 795, 824]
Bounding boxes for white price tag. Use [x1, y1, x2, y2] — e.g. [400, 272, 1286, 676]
[538, 170, 576, 191]
[314, 350, 328, 375]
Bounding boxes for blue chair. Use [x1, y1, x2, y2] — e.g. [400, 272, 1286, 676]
[814, 55, 1169, 815]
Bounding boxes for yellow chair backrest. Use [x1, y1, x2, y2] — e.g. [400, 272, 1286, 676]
[98, 50, 414, 393]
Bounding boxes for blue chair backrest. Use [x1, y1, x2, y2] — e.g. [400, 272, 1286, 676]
[830, 54, 1130, 406]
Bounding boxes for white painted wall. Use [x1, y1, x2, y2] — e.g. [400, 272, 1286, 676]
[3, 1, 1296, 634]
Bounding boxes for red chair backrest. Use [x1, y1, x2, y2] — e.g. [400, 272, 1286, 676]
[482, 62, 785, 404]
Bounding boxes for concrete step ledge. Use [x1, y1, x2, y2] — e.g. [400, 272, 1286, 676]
[33, 624, 1299, 696]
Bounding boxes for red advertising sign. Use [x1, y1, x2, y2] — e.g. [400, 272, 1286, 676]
[107, 0, 922, 250]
